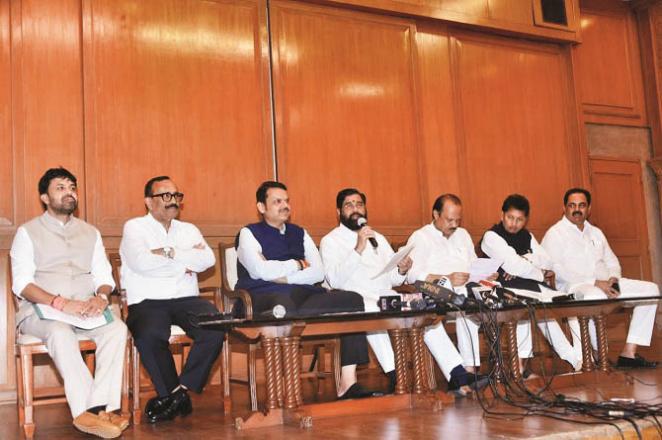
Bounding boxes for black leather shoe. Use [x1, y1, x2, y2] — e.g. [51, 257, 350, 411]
[175, 390, 192, 417]
[339, 383, 384, 400]
[145, 395, 173, 423]
[146, 389, 193, 423]
[616, 354, 658, 369]
[448, 373, 489, 397]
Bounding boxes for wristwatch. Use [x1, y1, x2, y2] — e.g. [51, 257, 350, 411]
[163, 246, 174, 259]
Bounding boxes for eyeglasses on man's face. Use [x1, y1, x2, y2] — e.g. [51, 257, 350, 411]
[151, 192, 184, 203]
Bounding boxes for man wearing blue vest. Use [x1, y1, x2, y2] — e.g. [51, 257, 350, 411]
[236, 181, 377, 399]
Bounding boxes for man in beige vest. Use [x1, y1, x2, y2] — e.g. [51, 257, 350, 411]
[10, 167, 128, 438]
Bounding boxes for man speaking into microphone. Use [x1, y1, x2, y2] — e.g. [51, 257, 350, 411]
[320, 188, 485, 396]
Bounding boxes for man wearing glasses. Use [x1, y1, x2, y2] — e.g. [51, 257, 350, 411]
[120, 176, 224, 423]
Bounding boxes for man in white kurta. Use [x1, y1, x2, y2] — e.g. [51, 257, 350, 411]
[542, 188, 659, 368]
[321, 188, 482, 394]
[480, 194, 581, 371]
[406, 194, 484, 370]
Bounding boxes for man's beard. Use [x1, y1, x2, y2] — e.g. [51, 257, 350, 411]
[51, 197, 77, 215]
[340, 212, 366, 231]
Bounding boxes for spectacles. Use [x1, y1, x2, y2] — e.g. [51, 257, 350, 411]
[151, 192, 184, 202]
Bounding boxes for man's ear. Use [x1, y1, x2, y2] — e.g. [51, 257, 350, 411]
[40, 193, 49, 207]
[336, 208, 341, 219]
[432, 209, 440, 220]
[257, 202, 266, 215]
[144, 197, 153, 211]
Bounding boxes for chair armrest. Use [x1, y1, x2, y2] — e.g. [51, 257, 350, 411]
[223, 287, 253, 320]
[199, 286, 223, 311]
[113, 288, 129, 321]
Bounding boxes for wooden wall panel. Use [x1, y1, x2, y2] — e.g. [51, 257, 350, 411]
[450, 32, 580, 238]
[488, 0, 531, 25]
[415, 24, 461, 218]
[573, 8, 648, 126]
[589, 158, 652, 280]
[271, 1, 424, 237]
[0, 0, 11, 230]
[83, 0, 274, 236]
[11, 0, 86, 227]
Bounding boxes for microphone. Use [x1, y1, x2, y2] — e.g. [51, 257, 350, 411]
[414, 281, 470, 308]
[552, 292, 584, 302]
[356, 217, 378, 249]
[378, 296, 428, 312]
[259, 304, 287, 319]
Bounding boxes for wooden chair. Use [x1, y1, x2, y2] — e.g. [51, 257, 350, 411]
[218, 242, 340, 411]
[12, 290, 130, 438]
[108, 253, 225, 423]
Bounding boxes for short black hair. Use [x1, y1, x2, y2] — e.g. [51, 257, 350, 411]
[336, 188, 366, 210]
[38, 167, 77, 196]
[432, 193, 462, 216]
[563, 187, 591, 206]
[144, 176, 171, 197]
[501, 194, 530, 217]
[256, 181, 287, 204]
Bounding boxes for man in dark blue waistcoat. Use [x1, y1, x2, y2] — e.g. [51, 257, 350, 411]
[236, 181, 378, 399]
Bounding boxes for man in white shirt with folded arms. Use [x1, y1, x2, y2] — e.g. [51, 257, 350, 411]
[120, 176, 224, 423]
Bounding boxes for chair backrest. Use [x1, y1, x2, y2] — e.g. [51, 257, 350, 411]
[107, 252, 129, 318]
[219, 242, 238, 291]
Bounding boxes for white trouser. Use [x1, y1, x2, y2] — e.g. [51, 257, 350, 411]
[455, 315, 481, 367]
[366, 322, 465, 381]
[567, 278, 660, 357]
[20, 312, 128, 418]
[454, 286, 481, 367]
[516, 319, 581, 369]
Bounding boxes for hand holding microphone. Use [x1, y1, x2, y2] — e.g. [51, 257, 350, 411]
[356, 217, 378, 252]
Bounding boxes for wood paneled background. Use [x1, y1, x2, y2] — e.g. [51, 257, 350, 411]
[0, 0, 659, 402]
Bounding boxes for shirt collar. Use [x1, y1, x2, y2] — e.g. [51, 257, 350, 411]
[561, 215, 591, 236]
[41, 211, 73, 228]
[337, 223, 360, 241]
[428, 221, 452, 240]
[262, 220, 287, 235]
[146, 212, 177, 232]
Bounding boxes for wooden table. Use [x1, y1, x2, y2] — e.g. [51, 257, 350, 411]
[230, 310, 454, 429]
[202, 296, 660, 430]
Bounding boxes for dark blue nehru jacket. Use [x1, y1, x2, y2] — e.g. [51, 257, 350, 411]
[236, 221, 309, 294]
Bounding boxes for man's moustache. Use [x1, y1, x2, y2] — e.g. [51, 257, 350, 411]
[166, 204, 179, 209]
[572, 211, 582, 216]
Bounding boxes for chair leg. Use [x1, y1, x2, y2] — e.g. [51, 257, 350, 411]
[332, 338, 341, 396]
[21, 351, 35, 438]
[132, 345, 142, 424]
[221, 335, 232, 415]
[248, 344, 258, 412]
[121, 339, 131, 417]
[15, 355, 25, 427]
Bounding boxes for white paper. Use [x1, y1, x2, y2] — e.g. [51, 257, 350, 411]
[468, 258, 501, 282]
[33, 303, 113, 330]
[371, 244, 414, 280]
